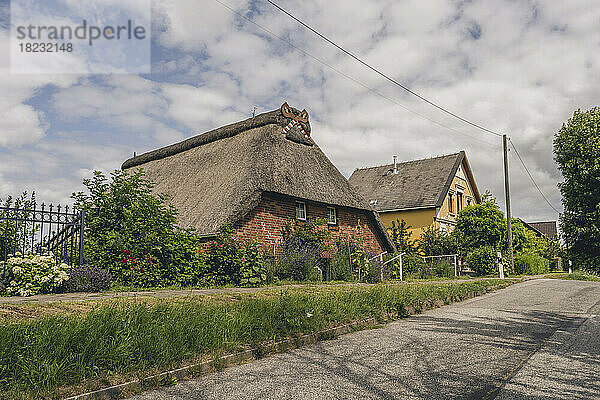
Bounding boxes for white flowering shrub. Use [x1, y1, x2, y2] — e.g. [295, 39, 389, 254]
[1, 253, 70, 296]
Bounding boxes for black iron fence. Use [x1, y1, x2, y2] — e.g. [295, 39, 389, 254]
[1, 203, 85, 275]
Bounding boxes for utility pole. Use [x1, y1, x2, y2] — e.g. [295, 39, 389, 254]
[503, 134, 514, 270]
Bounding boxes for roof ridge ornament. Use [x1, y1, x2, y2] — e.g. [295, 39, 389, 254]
[280, 102, 311, 141]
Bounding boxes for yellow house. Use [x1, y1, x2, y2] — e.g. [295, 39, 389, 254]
[349, 151, 481, 239]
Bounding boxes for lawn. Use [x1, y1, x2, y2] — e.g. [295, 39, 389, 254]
[0, 279, 515, 399]
[543, 271, 600, 282]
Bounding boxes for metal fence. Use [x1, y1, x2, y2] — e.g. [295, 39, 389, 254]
[1, 203, 85, 275]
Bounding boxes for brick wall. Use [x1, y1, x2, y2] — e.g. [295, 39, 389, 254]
[234, 192, 386, 256]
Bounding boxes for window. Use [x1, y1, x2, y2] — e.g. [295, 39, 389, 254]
[295, 201, 306, 220]
[457, 192, 463, 213]
[327, 207, 337, 225]
[448, 193, 454, 214]
[467, 197, 472, 206]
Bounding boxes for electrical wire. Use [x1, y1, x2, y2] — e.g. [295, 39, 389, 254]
[508, 138, 561, 214]
[265, 0, 503, 138]
[214, 0, 561, 215]
[212, 0, 500, 148]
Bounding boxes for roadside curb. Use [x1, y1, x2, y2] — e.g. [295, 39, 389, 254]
[64, 318, 379, 400]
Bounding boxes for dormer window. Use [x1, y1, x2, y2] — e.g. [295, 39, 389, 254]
[295, 201, 306, 221]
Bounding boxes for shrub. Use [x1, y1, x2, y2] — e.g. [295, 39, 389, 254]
[278, 236, 323, 281]
[467, 246, 497, 276]
[163, 229, 210, 286]
[419, 226, 458, 256]
[366, 252, 383, 283]
[329, 251, 354, 281]
[429, 259, 455, 278]
[389, 219, 418, 254]
[72, 170, 211, 287]
[205, 226, 266, 287]
[277, 219, 332, 282]
[1, 253, 70, 296]
[63, 265, 112, 293]
[455, 194, 505, 256]
[238, 241, 267, 287]
[514, 252, 550, 275]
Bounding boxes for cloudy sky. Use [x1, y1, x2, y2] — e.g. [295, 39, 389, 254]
[0, 0, 598, 222]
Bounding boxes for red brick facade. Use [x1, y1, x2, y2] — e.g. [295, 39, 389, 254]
[233, 192, 387, 256]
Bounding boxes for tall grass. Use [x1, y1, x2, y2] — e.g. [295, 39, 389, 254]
[0, 280, 511, 399]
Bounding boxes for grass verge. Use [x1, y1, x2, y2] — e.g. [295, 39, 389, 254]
[543, 271, 600, 282]
[0, 279, 515, 399]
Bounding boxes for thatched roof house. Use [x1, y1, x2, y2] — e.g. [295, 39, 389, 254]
[122, 103, 394, 254]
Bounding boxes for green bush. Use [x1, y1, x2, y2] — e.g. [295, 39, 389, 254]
[386, 253, 427, 279]
[72, 170, 209, 287]
[1, 253, 70, 296]
[429, 259, 455, 279]
[514, 252, 550, 275]
[419, 226, 458, 256]
[329, 251, 354, 281]
[205, 226, 266, 287]
[467, 246, 497, 276]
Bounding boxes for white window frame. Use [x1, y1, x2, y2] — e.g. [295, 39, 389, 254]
[295, 201, 306, 221]
[327, 206, 337, 225]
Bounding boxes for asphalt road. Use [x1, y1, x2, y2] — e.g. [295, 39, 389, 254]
[130, 279, 600, 400]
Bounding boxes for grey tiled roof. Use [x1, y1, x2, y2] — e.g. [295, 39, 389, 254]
[528, 221, 558, 239]
[349, 152, 465, 211]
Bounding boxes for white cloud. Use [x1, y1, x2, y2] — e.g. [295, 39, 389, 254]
[3, 0, 599, 223]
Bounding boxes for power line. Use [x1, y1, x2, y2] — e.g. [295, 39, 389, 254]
[264, 0, 562, 216]
[213, 0, 499, 148]
[215, 0, 560, 216]
[508, 138, 561, 214]
[265, 0, 503, 138]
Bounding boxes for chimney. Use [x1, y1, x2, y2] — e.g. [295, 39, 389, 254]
[393, 155, 398, 174]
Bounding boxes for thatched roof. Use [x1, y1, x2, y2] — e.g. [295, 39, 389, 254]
[349, 151, 481, 212]
[121, 104, 394, 251]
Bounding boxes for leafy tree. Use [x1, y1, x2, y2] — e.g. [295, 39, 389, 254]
[554, 108, 600, 271]
[419, 226, 458, 256]
[72, 169, 206, 286]
[389, 219, 418, 254]
[466, 246, 497, 276]
[455, 193, 506, 256]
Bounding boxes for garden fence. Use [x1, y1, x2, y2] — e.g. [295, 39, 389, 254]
[0, 203, 85, 276]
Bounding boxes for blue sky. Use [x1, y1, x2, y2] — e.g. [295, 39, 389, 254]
[0, 0, 599, 222]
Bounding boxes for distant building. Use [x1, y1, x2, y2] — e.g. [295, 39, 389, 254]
[121, 103, 395, 255]
[349, 151, 481, 238]
[522, 220, 558, 240]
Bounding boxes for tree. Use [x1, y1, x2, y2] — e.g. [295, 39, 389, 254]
[72, 169, 205, 286]
[554, 108, 600, 271]
[418, 226, 458, 256]
[389, 219, 418, 254]
[455, 193, 506, 256]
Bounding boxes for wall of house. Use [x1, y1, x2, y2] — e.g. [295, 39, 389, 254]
[234, 192, 387, 256]
[379, 208, 437, 240]
[435, 161, 478, 233]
